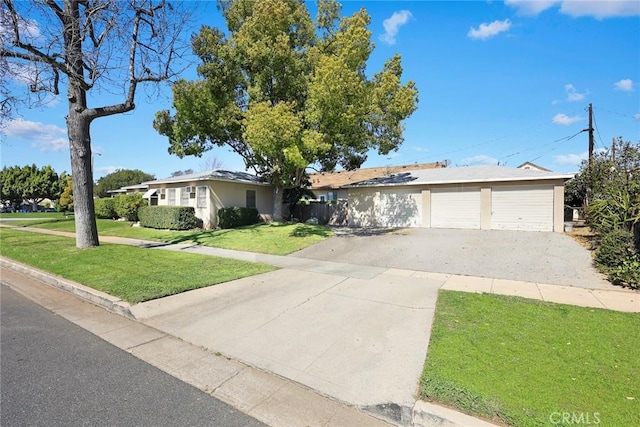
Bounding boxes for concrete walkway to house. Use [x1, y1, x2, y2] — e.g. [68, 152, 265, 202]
[2, 225, 639, 427]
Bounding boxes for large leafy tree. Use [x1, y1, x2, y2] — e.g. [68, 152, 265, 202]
[154, 0, 419, 220]
[58, 175, 74, 212]
[0, 164, 63, 210]
[94, 169, 155, 198]
[1, 0, 193, 247]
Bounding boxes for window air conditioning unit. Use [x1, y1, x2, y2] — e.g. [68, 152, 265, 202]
[184, 186, 193, 193]
[158, 188, 165, 195]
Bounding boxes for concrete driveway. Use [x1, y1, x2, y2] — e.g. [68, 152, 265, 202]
[135, 266, 442, 424]
[292, 228, 613, 290]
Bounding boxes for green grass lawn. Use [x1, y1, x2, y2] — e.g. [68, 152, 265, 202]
[0, 228, 276, 304]
[7, 217, 333, 255]
[421, 290, 640, 427]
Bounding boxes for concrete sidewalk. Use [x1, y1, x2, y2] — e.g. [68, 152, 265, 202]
[2, 225, 639, 427]
[7, 226, 639, 312]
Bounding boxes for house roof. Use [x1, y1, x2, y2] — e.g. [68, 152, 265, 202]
[346, 165, 575, 188]
[107, 183, 148, 194]
[517, 161, 552, 172]
[143, 169, 269, 186]
[308, 162, 446, 190]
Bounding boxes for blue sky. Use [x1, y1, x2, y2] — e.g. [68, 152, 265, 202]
[2, 0, 639, 180]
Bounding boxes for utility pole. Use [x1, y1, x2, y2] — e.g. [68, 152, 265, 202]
[612, 137, 616, 162]
[584, 103, 594, 208]
[587, 103, 594, 168]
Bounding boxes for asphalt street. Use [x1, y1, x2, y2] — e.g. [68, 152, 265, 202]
[0, 284, 265, 427]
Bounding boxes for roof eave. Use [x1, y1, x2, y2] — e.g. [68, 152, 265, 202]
[345, 174, 575, 188]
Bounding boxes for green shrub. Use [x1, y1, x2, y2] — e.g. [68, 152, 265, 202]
[218, 207, 260, 229]
[114, 193, 146, 221]
[138, 206, 200, 230]
[94, 198, 116, 219]
[594, 229, 640, 288]
[608, 256, 640, 289]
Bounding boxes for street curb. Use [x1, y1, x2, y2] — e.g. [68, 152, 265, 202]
[0, 256, 499, 427]
[412, 401, 499, 427]
[0, 257, 136, 319]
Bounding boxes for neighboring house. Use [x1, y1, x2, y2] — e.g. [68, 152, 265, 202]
[141, 169, 273, 230]
[308, 161, 447, 201]
[517, 161, 552, 172]
[106, 183, 148, 197]
[345, 165, 574, 232]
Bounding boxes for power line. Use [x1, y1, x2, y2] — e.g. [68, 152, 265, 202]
[592, 107, 605, 150]
[498, 129, 585, 164]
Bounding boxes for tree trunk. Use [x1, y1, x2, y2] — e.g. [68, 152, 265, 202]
[64, 0, 98, 248]
[273, 184, 284, 222]
[67, 110, 99, 248]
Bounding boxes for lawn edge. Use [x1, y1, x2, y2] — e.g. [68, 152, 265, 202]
[1, 256, 136, 319]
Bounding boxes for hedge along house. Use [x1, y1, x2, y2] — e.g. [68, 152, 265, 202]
[141, 170, 273, 229]
[346, 165, 574, 232]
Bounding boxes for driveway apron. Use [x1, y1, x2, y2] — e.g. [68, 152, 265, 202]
[134, 266, 442, 422]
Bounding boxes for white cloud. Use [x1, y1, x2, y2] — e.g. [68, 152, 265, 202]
[379, 10, 413, 45]
[0, 10, 41, 40]
[552, 113, 582, 125]
[409, 145, 430, 153]
[560, 1, 640, 19]
[4, 119, 68, 151]
[467, 19, 512, 40]
[460, 154, 499, 166]
[634, 113, 640, 120]
[564, 84, 588, 102]
[614, 79, 634, 91]
[505, 0, 560, 16]
[554, 152, 588, 166]
[505, 0, 640, 18]
[95, 166, 121, 176]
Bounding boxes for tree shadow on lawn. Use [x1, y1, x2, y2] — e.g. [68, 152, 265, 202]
[17, 218, 75, 228]
[288, 223, 333, 238]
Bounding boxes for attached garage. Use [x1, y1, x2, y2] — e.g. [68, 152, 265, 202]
[380, 189, 422, 227]
[430, 187, 481, 229]
[345, 165, 573, 233]
[491, 185, 554, 231]
[348, 187, 422, 227]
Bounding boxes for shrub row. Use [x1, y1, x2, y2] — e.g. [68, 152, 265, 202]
[138, 206, 201, 230]
[94, 193, 146, 221]
[218, 207, 260, 229]
[94, 197, 116, 219]
[594, 229, 640, 289]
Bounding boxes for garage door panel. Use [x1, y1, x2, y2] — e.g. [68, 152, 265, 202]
[491, 186, 553, 231]
[431, 187, 481, 229]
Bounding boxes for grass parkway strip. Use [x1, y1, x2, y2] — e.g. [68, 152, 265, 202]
[1, 214, 333, 256]
[0, 228, 276, 304]
[421, 290, 640, 427]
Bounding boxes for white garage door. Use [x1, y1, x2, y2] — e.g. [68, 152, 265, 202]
[380, 189, 422, 227]
[431, 187, 481, 229]
[491, 186, 553, 231]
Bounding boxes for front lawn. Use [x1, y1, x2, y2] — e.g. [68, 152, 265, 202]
[9, 218, 333, 255]
[0, 228, 276, 303]
[421, 290, 639, 427]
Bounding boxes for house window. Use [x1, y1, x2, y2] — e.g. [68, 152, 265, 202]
[167, 188, 176, 206]
[197, 186, 207, 208]
[180, 188, 190, 206]
[328, 191, 337, 201]
[246, 189, 256, 208]
[319, 195, 326, 202]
